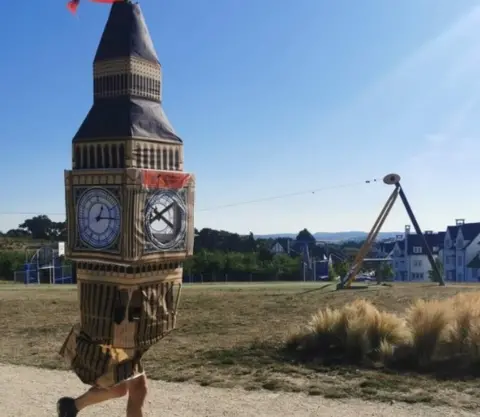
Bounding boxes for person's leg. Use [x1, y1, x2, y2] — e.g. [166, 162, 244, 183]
[57, 383, 128, 416]
[75, 383, 129, 411]
[126, 375, 148, 417]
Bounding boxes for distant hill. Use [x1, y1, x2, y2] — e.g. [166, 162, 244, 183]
[255, 231, 401, 242]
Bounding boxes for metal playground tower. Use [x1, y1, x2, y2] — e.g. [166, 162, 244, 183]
[337, 173, 444, 289]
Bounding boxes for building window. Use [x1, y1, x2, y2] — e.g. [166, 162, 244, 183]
[89, 145, 95, 168]
[74, 146, 81, 169]
[111, 144, 117, 168]
[413, 246, 422, 254]
[413, 260, 422, 267]
[162, 149, 167, 170]
[168, 149, 174, 170]
[82, 146, 88, 169]
[118, 144, 125, 168]
[149, 147, 156, 168]
[175, 149, 180, 170]
[411, 273, 424, 280]
[104, 144, 111, 168]
[96, 144, 102, 168]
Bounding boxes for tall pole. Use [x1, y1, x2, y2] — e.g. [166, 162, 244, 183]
[396, 184, 445, 286]
[337, 173, 445, 290]
[338, 186, 399, 289]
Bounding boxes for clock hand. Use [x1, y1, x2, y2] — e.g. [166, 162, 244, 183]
[150, 203, 174, 224]
[162, 217, 175, 229]
[95, 206, 104, 222]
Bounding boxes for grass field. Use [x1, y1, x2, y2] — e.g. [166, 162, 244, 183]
[2, 282, 480, 408]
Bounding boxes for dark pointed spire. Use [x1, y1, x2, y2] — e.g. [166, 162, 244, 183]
[72, 1, 182, 144]
[94, 1, 159, 64]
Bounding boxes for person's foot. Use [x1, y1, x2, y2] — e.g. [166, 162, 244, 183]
[57, 397, 78, 417]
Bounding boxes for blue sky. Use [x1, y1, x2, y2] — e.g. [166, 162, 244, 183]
[0, 0, 479, 235]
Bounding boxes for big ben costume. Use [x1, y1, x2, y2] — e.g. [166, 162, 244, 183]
[60, 0, 195, 388]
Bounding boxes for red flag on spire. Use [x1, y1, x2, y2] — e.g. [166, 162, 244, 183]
[67, 0, 80, 13]
[67, 0, 122, 14]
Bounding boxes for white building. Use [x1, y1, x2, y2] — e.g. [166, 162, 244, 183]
[442, 219, 480, 282]
[389, 226, 442, 281]
[270, 241, 286, 255]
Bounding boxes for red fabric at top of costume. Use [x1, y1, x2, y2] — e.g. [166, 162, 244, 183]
[67, 0, 80, 13]
[67, 0, 123, 14]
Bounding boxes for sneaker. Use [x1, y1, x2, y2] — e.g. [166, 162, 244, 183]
[57, 397, 78, 417]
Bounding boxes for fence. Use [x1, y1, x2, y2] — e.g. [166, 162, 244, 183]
[182, 272, 319, 284]
[14, 264, 73, 285]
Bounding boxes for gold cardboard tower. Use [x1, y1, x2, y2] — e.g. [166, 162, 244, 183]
[60, 1, 195, 387]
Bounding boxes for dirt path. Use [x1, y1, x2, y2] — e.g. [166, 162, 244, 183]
[0, 364, 475, 417]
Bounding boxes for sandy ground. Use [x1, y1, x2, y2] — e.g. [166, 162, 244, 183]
[0, 364, 475, 417]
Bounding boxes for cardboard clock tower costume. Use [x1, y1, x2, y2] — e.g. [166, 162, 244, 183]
[60, 1, 195, 388]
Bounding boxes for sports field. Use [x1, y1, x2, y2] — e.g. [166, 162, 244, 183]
[2, 281, 480, 408]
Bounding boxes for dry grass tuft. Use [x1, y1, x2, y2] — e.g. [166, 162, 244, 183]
[288, 291, 480, 374]
[288, 299, 410, 363]
[444, 292, 480, 363]
[405, 299, 453, 366]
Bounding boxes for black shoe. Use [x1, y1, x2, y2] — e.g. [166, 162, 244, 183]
[57, 397, 78, 417]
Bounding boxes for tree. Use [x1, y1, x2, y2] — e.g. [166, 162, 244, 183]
[224, 252, 244, 275]
[295, 228, 316, 243]
[383, 263, 394, 281]
[376, 262, 394, 284]
[428, 257, 444, 282]
[334, 261, 350, 279]
[5, 228, 31, 238]
[18, 215, 66, 240]
[244, 232, 257, 252]
[271, 254, 298, 277]
[328, 264, 336, 281]
[257, 247, 274, 262]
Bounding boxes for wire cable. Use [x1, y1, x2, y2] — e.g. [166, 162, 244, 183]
[197, 177, 381, 212]
[0, 176, 382, 217]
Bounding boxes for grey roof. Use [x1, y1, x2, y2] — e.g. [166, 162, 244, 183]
[382, 241, 396, 254]
[406, 232, 442, 255]
[445, 222, 480, 249]
[436, 232, 446, 248]
[94, 2, 159, 64]
[73, 98, 182, 143]
[446, 225, 461, 241]
[460, 222, 480, 242]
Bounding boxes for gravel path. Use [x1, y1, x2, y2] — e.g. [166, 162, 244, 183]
[0, 364, 474, 417]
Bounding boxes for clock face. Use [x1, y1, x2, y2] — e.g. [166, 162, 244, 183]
[77, 188, 121, 249]
[144, 190, 186, 251]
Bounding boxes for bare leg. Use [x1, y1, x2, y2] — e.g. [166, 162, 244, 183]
[126, 375, 148, 417]
[75, 383, 128, 412]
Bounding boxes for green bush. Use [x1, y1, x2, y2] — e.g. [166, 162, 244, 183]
[0, 251, 24, 280]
